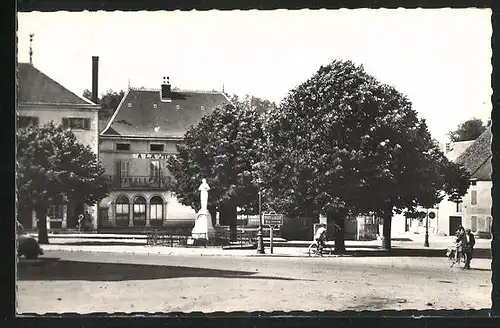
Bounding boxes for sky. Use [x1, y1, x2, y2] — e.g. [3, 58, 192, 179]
[17, 9, 492, 143]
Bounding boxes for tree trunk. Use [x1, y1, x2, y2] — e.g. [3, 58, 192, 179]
[381, 212, 392, 251]
[329, 212, 346, 254]
[208, 206, 217, 227]
[35, 206, 49, 245]
[220, 204, 237, 241]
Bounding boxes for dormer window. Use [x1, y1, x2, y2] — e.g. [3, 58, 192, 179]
[153, 104, 158, 109]
[128, 103, 132, 108]
[176, 104, 180, 110]
[200, 106, 205, 111]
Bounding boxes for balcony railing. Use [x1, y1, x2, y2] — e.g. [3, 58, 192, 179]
[104, 175, 172, 190]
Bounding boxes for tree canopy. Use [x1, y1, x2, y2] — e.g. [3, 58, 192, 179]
[447, 118, 488, 142]
[17, 122, 109, 243]
[260, 60, 470, 251]
[228, 94, 277, 115]
[167, 103, 265, 239]
[83, 89, 125, 119]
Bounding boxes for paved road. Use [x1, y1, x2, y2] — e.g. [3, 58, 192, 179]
[17, 250, 492, 313]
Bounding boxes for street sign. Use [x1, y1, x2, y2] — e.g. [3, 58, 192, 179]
[263, 214, 283, 226]
[263, 213, 283, 254]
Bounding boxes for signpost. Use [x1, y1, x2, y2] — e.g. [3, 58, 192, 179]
[263, 213, 283, 254]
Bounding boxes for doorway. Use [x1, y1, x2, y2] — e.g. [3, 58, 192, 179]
[99, 207, 109, 229]
[449, 216, 462, 236]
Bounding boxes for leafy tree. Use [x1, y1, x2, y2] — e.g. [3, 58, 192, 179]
[83, 89, 125, 119]
[17, 123, 109, 244]
[83, 89, 92, 101]
[261, 60, 470, 252]
[167, 103, 264, 240]
[228, 94, 277, 115]
[447, 118, 488, 142]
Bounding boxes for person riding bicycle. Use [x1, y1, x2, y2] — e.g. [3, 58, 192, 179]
[314, 224, 327, 252]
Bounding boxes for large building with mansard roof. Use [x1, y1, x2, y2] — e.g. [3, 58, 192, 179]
[98, 78, 231, 229]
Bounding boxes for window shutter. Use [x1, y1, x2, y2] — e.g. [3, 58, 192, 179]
[115, 160, 121, 178]
[62, 118, 69, 128]
[121, 161, 130, 177]
[84, 118, 91, 130]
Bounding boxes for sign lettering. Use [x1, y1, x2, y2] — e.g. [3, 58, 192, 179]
[263, 214, 283, 226]
[132, 153, 169, 160]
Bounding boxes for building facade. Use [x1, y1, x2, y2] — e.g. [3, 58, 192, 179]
[446, 128, 493, 237]
[98, 79, 230, 229]
[17, 62, 101, 230]
[416, 130, 492, 237]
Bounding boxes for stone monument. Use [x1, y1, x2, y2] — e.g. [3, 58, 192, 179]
[191, 178, 215, 240]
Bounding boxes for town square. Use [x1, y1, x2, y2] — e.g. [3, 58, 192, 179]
[14, 8, 497, 315]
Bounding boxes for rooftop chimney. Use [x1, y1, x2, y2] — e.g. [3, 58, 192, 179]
[92, 56, 99, 104]
[161, 76, 171, 101]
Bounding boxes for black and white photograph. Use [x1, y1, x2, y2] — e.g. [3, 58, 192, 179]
[15, 8, 495, 315]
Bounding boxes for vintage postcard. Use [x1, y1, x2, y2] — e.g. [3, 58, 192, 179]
[16, 8, 493, 315]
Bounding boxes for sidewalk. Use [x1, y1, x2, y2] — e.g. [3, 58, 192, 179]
[28, 231, 491, 247]
[28, 230, 492, 258]
[39, 243, 396, 258]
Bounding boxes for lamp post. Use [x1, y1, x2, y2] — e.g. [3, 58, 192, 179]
[256, 179, 265, 254]
[424, 209, 430, 247]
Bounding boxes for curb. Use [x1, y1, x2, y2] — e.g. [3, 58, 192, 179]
[37, 245, 392, 259]
[38, 245, 317, 258]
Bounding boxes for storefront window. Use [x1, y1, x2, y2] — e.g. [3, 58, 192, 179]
[115, 196, 130, 227]
[133, 196, 146, 226]
[150, 196, 163, 220]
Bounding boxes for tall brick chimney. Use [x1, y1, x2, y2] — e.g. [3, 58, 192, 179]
[161, 76, 171, 101]
[92, 56, 99, 104]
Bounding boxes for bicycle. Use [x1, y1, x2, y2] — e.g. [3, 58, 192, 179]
[447, 245, 468, 269]
[308, 240, 333, 257]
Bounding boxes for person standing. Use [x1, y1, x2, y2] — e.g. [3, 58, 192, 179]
[84, 211, 92, 231]
[463, 229, 476, 269]
[78, 213, 85, 231]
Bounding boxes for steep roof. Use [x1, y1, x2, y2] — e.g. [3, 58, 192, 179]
[18, 63, 95, 106]
[101, 88, 230, 138]
[444, 140, 474, 161]
[455, 127, 492, 180]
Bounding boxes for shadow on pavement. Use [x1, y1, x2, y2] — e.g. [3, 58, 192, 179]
[17, 257, 310, 282]
[346, 247, 491, 259]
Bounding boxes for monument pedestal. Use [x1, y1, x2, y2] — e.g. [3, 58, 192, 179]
[191, 209, 215, 240]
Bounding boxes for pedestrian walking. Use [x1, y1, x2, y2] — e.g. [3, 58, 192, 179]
[463, 229, 476, 269]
